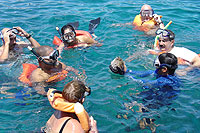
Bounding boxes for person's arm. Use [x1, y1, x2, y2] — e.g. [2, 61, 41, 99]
[0, 32, 10, 61]
[153, 14, 164, 29]
[176, 55, 200, 76]
[127, 70, 154, 78]
[14, 27, 41, 48]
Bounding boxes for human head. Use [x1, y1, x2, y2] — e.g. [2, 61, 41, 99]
[154, 53, 178, 75]
[156, 29, 175, 52]
[61, 24, 76, 43]
[140, 4, 154, 21]
[62, 80, 91, 103]
[109, 57, 127, 75]
[33, 45, 59, 67]
[1, 28, 17, 45]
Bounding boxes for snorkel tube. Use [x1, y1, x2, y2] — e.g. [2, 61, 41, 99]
[153, 21, 172, 49]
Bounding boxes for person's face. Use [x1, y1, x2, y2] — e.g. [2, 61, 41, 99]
[140, 10, 153, 21]
[158, 37, 173, 52]
[63, 28, 76, 43]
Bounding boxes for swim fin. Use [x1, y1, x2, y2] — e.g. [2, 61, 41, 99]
[67, 21, 79, 30]
[88, 17, 101, 34]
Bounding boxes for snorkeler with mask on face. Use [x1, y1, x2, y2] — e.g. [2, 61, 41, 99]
[19, 45, 82, 95]
[112, 4, 164, 35]
[0, 27, 40, 62]
[110, 53, 181, 132]
[109, 53, 181, 109]
[54, 18, 101, 52]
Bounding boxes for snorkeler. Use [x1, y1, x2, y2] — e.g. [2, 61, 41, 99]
[0, 27, 40, 62]
[54, 17, 101, 51]
[109, 53, 181, 108]
[112, 4, 164, 35]
[43, 80, 98, 133]
[148, 28, 200, 75]
[19, 45, 81, 95]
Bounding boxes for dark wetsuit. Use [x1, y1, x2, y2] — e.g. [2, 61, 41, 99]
[126, 69, 181, 109]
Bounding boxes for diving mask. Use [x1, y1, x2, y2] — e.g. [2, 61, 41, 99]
[140, 9, 154, 18]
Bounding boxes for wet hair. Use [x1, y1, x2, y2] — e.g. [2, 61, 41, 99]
[34, 45, 53, 57]
[165, 29, 175, 41]
[109, 57, 125, 75]
[61, 24, 76, 35]
[158, 53, 178, 75]
[62, 80, 87, 103]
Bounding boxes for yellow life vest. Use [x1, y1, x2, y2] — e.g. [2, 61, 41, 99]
[133, 14, 157, 31]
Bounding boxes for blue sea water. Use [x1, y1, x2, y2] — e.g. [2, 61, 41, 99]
[0, 0, 200, 132]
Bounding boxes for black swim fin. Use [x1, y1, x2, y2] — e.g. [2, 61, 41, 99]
[88, 17, 101, 34]
[67, 21, 79, 30]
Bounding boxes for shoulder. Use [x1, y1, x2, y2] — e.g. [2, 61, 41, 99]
[63, 119, 84, 133]
[30, 68, 50, 83]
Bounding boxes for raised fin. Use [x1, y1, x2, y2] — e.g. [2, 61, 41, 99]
[88, 17, 101, 34]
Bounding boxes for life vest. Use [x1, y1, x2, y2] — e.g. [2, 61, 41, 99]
[133, 14, 157, 32]
[53, 30, 92, 48]
[47, 89, 90, 132]
[18, 63, 68, 86]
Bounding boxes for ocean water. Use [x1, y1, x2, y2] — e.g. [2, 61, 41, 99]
[0, 0, 200, 132]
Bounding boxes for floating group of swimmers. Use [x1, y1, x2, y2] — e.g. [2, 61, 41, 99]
[0, 4, 200, 132]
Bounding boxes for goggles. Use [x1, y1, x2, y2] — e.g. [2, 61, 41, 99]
[62, 31, 76, 41]
[140, 10, 154, 17]
[156, 28, 170, 38]
[27, 46, 59, 66]
[42, 50, 59, 61]
[7, 28, 19, 34]
[154, 58, 177, 69]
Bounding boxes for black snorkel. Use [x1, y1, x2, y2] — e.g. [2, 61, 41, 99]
[27, 46, 59, 66]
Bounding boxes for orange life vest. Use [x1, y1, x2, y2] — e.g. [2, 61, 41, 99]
[18, 63, 68, 86]
[53, 30, 92, 48]
[47, 89, 90, 132]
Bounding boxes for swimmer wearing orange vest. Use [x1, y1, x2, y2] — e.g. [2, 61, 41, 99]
[42, 80, 98, 133]
[54, 18, 101, 52]
[133, 4, 164, 34]
[19, 45, 80, 95]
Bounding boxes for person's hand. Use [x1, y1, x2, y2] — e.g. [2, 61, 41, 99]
[13, 27, 29, 37]
[153, 14, 162, 24]
[3, 31, 10, 45]
[89, 116, 98, 133]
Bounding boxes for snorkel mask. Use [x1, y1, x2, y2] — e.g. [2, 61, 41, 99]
[154, 58, 178, 74]
[27, 46, 59, 66]
[156, 28, 175, 41]
[0, 28, 19, 44]
[49, 86, 91, 103]
[61, 25, 76, 43]
[109, 57, 125, 75]
[140, 9, 154, 18]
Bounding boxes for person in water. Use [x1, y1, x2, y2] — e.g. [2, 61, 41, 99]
[109, 53, 181, 108]
[148, 29, 200, 75]
[43, 80, 98, 133]
[0, 27, 40, 62]
[21, 45, 80, 95]
[57, 24, 98, 51]
[112, 4, 164, 35]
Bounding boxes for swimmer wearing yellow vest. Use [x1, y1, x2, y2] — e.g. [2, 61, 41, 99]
[133, 4, 164, 34]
